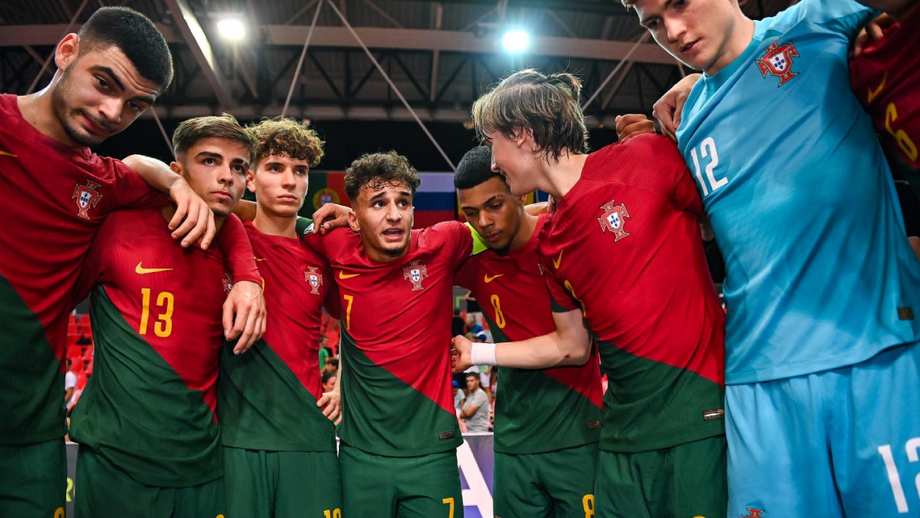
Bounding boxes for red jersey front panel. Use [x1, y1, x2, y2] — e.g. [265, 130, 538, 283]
[305, 222, 473, 456]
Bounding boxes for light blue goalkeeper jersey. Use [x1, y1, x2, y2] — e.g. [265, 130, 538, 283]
[676, 0, 920, 384]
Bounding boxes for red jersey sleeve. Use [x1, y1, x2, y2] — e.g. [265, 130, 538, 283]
[108, 158, 170, 210]
[217, 214, 261, 285]
[453, 254, 477, 289]
[537, 243, 579, 313]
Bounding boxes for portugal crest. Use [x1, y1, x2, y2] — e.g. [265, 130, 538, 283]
[305, 266, 324, 295]
[403, 260, 428, 291]
[757, 40, 799, 87]
[597, 199, 630, 242]
[72, 180, 103, 219]
[222, 272, 233, 294]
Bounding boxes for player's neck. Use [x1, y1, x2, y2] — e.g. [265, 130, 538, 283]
[252, 207, 297, 238]
[507, 210, 538, 251]
[541, 152, 589, 200]
[704, 17, 756, 76]
[161, 205, 227, 238]
[17, 85, 82, 148]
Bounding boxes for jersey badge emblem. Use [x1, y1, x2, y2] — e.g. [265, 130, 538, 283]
[305, 266, 324, 295]
[597, 199, 630, 242]
[757, 40, 799, 87]
[743, 509, 765, 518]
[72, 180, 103, 219]
[222, 273, 233, 294]
[403, 260, 428, 291]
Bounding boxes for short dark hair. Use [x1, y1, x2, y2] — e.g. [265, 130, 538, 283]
[172, 114, 257, 164]
[465, 372, 479, 381]
[77, 7, 174, 91]
[454, 146, 504, 190]
[322, 371, 336, 385]
[345, 151, 421, 201]
[247, 117, 325, 169]
[472, 68, 589, 162]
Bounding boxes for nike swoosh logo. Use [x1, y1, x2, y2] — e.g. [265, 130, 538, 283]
[552, 250, 563, 270]
[135, 262, 173, 275]
[483, 273, 503, 283]
[339, 271, 360, 280]
[0, 150, 16, 157]
[254, 256, 266, 262]
[868, 71, 887, 104]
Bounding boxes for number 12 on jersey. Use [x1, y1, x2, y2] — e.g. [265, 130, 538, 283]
[690, 137, 728, 196]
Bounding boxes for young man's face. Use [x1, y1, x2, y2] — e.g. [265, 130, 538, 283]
[348, 180, 414, 261]
[458, 176, 526, 252]
[632, 0, 738, 73]
[485, 129, 537, 197]
[248, 153, 310, 219]
[466, 375, 480, 392]
[51, 36, 159, 147]
[322, 375, 337, 393]
[173, 137, 250, 217]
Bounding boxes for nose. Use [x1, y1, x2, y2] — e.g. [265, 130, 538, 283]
[664, 16, 686, 44]
[385, 201, 402, 221]
[98, 98, 123, 127]
[477, 211, 493, 229]
[217, 164, 234, 185]
[281, 168, 296, 187]
[490, 151, 500, 173]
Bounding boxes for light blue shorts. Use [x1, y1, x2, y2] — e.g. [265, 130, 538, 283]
[726, 341, 920, 517]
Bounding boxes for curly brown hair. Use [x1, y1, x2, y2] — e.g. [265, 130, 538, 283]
[247, 117, 325, 169]
[471, 68, 589, 162]
[344, 151, 421, 201]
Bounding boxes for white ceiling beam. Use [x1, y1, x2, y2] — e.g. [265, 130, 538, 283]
[1, 24, 675, 65]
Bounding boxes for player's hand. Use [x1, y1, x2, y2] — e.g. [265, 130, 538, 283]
[524, 201, 549, 216]
[451, 335, 473, 373]
[168, 178, 217, 249]
[223, 280, 266, 354]
[653, 73, 702, 142]
[317, 389, 342, 425]
[851, 13, 895, 57]
[616, 114, 656, 142]
[311, 203, 353, 234]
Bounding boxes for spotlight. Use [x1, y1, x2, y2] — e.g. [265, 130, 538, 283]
[217, 18, 246, 41]
[502, 30, 530, 53]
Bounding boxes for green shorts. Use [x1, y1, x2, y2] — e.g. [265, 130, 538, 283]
[494, 443, 598, 518]
[0, 439, 66, 518]
[75, 446, 226, 518]
[223, 446, 342, 518]
[595, 435, 727, 518]
[339, 443, 462, 518]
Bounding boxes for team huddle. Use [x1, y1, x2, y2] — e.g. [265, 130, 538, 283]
[1, 0, 918, 517]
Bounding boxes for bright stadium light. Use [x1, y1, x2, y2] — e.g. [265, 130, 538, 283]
[217, 18, 246, 41]
[502, 30, 530, 53]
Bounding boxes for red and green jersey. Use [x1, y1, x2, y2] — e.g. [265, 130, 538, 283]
[0, 94, 260, 446]
[219, 219, 338, 452]
[69, 208, 232, 487]
[539, 135, 726, 453]
[305, 222, 473, 457]
[454, 215, 603, 454]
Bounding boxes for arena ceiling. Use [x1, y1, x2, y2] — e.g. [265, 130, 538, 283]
[0, 0, 790, 128]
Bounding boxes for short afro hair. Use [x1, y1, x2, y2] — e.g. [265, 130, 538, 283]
[77, 7, 174, 91]
[344, 151, 421, 201]
[453, 146, 505, 191]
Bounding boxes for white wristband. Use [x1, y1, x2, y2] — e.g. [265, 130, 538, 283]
[470, 342, 498, 366]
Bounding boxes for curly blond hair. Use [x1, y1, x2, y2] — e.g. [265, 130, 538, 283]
[247, 117, 325, 168]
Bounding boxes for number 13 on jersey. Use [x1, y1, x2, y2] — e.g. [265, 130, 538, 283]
[690, 137, 728, 196]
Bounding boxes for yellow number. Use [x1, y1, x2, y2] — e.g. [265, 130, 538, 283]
[65, 476, 74, 503]
[54, 507, 64, 518]
[139, 289, 174, 338]
[442, 497, 455, 518]
[886, 102, 919, 161]
[490, 294, 506, 329]
[140, 288, 152, 334]
[583, 494, 595, 518]
[323, 510, 342, 518]
[343, 294, 354, 331]
[564, 280, 587, 317]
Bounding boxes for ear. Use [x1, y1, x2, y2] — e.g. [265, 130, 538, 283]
[55, 34, 80, 72]
[169, 161, 182, 174]
[347, 208, 360, 232]
[514, 127, 533, 149]
[246, 169, 256, 193]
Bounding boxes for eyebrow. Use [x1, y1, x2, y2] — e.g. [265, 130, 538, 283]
[460, 194, 503, 211]
[90, 65, 157, 105]
[368, 190, 411, 202]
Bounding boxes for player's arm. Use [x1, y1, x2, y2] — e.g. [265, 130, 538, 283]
[652, 74, 702, 142]
[218, 215, 266, 354]
[451, 307, 591, 372]
[123, 155, 217, 249]
[317, 361, 343, 426]
[616, 114, 657, 142]
[459, 402, 480, 419]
